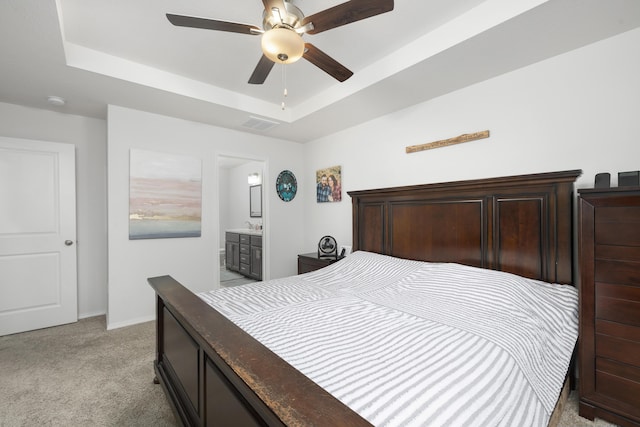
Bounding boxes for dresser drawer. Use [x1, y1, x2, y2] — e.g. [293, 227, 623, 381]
[297, 253, 340, 274]
[595, 259, 640, 285]
[240, 234, 250, 244]
[240, 244, 250, 255]
[595, 206, 640, 246]
[596, 283, 640, 326]
[597, 319, 640, 341]
[239, 263, 249, 275]
[596, 244, 640, 262]
[251, 235, 262, 247]
[595, 362, 640, 409]
[225, 232, 239, 243]
[597, 358, 640, 385]
[240, 254, 250, 265]
[596, 205, 640, 223]
[596, 332, 640, 367]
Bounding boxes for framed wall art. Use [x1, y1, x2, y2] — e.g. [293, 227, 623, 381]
[316, 165, 341, 203]
[129, 149, 202, 239]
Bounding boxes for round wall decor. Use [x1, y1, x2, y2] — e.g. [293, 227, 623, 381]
[275, 170, 297, 202]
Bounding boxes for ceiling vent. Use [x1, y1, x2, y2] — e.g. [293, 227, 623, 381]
[241, 116, 280, 131]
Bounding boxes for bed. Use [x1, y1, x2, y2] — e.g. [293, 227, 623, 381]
[149, 169, 582, 426]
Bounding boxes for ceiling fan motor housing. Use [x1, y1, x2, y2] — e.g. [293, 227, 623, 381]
[262, 1, 304, 31]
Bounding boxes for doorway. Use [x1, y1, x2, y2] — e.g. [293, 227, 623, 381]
[218, 155, 266, 288]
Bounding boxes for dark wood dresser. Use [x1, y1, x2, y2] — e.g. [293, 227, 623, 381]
[578, 187, 640, 427]
[297, 252, 341, 274]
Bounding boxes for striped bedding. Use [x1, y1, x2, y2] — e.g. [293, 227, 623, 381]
[199, 251, 578, 426]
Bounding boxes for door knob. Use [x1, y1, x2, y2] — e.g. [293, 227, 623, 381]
[65, 240, 74, 246]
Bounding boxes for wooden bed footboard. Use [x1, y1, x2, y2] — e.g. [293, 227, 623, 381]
[148, 275, 371, 427]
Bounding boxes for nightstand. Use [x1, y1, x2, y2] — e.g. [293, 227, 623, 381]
[297, 253, 341, 274]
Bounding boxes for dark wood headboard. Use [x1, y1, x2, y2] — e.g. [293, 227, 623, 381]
[348, 170, 581, 284]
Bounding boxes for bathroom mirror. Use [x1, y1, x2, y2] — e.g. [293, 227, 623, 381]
[250, 185, 262, 218]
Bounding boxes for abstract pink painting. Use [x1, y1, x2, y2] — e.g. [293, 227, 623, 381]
[129, 149, 202, 239]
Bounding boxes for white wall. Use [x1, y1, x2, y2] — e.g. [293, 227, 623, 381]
[303, 28, 640, 251]
[107, 105, 304, 329]
[0, 102, 108, 319]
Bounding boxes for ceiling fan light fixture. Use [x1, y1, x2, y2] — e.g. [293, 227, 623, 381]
[261, 28, 304, 64]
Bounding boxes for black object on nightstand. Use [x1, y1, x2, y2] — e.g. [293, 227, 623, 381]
[298, 252, 341, 274]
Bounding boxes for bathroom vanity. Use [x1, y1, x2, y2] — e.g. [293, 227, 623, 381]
[225, 230, 262, 281]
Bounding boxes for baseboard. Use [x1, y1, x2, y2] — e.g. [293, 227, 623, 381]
[106, 313, 155, 330]
[78, 310, 107, 320]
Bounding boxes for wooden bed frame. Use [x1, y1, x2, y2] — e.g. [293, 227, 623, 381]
[148, 169, 581, 426]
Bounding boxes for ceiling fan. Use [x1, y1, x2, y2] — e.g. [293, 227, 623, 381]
[166, 0, 394, 85]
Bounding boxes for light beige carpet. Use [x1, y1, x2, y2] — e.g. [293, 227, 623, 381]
[0, 316, 618, 426]
[0, 316, 175, 426]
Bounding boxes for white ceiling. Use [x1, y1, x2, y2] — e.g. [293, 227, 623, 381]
[1, 0, 639, 142]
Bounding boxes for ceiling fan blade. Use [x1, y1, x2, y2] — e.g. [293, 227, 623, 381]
[166, 13, 261, 35]
[300, 0, 394, 35]
[248, 55, 276, 84]
[303, 43, 353, 82]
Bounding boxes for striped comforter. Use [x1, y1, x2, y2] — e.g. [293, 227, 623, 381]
[199, 251, 578, 426]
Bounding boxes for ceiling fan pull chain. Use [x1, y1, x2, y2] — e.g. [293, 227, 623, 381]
[281, 63, 288, 110]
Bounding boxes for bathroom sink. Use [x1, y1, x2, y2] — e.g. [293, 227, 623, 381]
[226, 228, 262, 235]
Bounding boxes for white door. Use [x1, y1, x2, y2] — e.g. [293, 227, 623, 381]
[0, 136, 77, 336]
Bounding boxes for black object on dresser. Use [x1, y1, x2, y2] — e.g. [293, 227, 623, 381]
[578, 187, 640, 427]
[297, 252, 341, 274]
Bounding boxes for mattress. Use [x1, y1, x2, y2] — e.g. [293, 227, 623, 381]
[199, 251, 578, 426]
